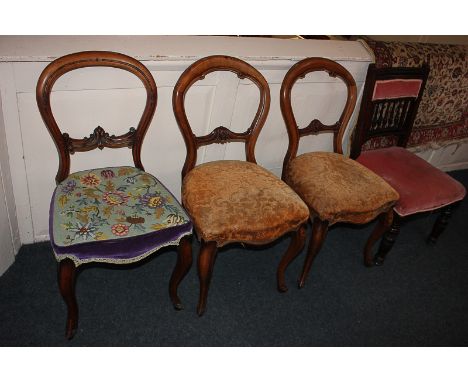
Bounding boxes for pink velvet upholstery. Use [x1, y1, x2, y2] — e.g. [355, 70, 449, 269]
[372, 79, 423, 100]
[357, 146, 466, 217]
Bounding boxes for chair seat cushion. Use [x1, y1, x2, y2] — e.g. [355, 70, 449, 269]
[284, 152, 399, 224]
[182, 160, 309, 246]
[50, 166, 192, 265]
[357, 146, 466, 216]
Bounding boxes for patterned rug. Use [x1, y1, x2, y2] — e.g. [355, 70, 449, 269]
[361, 38, 468, 150]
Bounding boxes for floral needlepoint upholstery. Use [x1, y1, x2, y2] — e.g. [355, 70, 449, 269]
[50, 166, 192, 265]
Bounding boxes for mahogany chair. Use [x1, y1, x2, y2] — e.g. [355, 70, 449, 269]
[36, 51, 193, 339]
[172, 55, 310, 316]
[351, 63, 466, 265]
[281, 58, 400, 288]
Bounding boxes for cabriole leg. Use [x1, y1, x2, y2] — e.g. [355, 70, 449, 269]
[58, 258, 78, 340]
[277, 224, 306, 292]
[197, 240, 218, 317]
[298, 218, 329, 289]
[363, 209, 393, 267]
[169, 235, 193, 310]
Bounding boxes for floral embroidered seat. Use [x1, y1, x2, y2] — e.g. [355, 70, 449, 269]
[51, 166, 192, 265]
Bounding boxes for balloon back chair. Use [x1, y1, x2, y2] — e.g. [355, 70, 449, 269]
[281, 58, 400, 288]
[36, 51, 193, 339]
[351, 63, 466, 264]
[172, 55, 310, 316]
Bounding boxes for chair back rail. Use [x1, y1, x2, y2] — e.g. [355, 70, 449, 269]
[172, 55, 270, 180]
[280, 57, 357, 179]
[36, 51, 157, 183]
[350, 64, 429, 159]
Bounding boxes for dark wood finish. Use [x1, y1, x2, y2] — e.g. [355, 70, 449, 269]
[173, 55, 270, 180]
[58, 259, 78, 340]
[169, 235, 193, 310]
[173, 56, 309, 314]
[374, 212, 401, 265]
[37, 51, 159, 338]
[349, 64, 429, 159]
[350, 63, 458, 262]
[280, 57, 357, 180]
[36, 51, 157, 183]
[197, 240, 218, 317]
[363, 209, 393, 266]
[298, 218, 329, 289]
[427, 205, 453, 245]
[277, 224, 306, 292]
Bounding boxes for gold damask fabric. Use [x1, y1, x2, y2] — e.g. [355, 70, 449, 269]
[182, 160, 309, 246]
[284, 152, 399, 225]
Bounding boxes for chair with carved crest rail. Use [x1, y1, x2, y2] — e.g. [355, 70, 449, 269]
[351, 63, 466, 265]
[281, 57, 400, 288]
[36, 51, 193, 339]
[172, 55, 310, 316]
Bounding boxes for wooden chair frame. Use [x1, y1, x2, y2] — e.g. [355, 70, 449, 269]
[173, 55, 307, 315]
[280, 57, 394, 287]
[349, 63, 458, 265]
[37, 51, 192, 338]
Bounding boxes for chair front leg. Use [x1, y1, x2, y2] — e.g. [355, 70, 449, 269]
[375, 210, 401, 266]
[427, 204, 454, 245]
[197, 240, 218, 317]
[298, 218, 329, 289]
[58, 258, 78, 340]
[169, 235, 193, 310]
[363, 208, 393, 267]
[277, 224, 306, 293]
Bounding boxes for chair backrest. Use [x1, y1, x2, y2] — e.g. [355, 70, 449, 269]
[349, 63, 429, 159]
[36, 51, 157, 183]
[280, 57, 357, 179]
[173, 55, 270, 180]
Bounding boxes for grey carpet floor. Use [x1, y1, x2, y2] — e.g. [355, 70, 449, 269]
[0, 170, 467, 346]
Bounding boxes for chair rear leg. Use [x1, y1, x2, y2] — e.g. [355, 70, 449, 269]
[427, 205, 453, 245]
[363, 209, 393, 267]
[277, 224, 306, 293]
[169, 235, 193, 310]
[197, 240, 218, 317]
[58, 258, 78, 340]
[374, 211, 401, 266]
[298, 218, 328, 289]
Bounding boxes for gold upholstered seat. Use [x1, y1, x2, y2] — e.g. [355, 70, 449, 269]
[183, 160, 309, 246]
[285, 152, 398, 225]
[280, 57, 400, 289]
[172, 55, 310, 316]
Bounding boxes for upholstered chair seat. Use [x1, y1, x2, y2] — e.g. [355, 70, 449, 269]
[51, 166, 192, 266]
[285, 152, 399, 225]
[357, 147, 466, 217]
[183, 160, 309, 246]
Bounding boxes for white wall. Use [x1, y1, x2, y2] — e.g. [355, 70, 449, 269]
[0, 36, 467, 251]
[0, 93, 19, 275]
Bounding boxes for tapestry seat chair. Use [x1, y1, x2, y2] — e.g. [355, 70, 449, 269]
[36, 51, 193, 339]
[351, 63, 466, 264]
[172, 55, 310, 316]
[281, 58, 400, 288]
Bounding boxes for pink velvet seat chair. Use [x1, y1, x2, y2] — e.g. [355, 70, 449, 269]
[351, 63, 466, 265]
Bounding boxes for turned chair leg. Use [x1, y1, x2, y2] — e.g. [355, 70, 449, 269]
[374, 211, 401, 266]
[427, 205, 454, 245]
[363, 209, 393, 267]
[58, 258, 78, 340]
[277, 224, 306, 293]
[298, 218, 329, 289]
[169, 235, 193, 310]
[197, 240, 218, 317]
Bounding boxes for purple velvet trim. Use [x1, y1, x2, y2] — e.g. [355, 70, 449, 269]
[49, 185, 192, 263]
